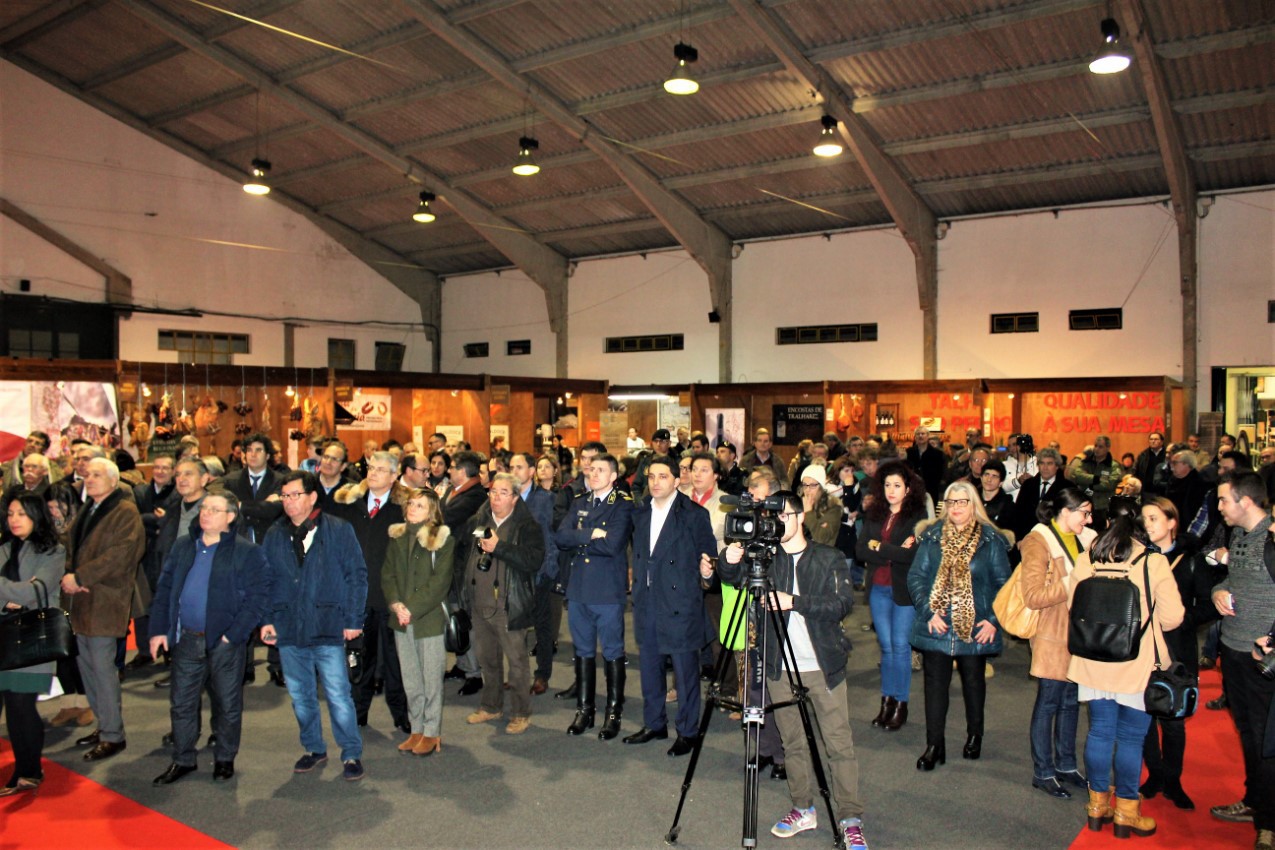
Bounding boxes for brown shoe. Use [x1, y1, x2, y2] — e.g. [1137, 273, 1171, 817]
[49, 708, 83, 727]
[506, 716, 531, 735]
[531, 678, 548, 696]
[412, 736, 441, 756]
[1112, 796, 1156, 838]
[398, 734, 424, 753]
[1086, 789, 1114, 832]
[76, 708, 96, 727]
[466, 709, 502, 725]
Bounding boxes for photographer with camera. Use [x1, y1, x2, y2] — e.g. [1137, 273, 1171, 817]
[1207, 471, 1275, 850]
[716, 490, 865, 848]
[459, 473, 544, 736]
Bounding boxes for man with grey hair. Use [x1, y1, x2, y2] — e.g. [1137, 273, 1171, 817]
[1, 452, 50, 513]
[2, 430, 58, 489]
[906, 426, 945, 503]
[1011, 446, 1064, 542]
[60, 457, 146, 762]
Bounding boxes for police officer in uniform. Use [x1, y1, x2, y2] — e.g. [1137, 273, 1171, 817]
[554, 454, 634, 739]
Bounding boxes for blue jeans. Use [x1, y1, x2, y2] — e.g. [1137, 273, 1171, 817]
[868, 585, 914, 702]
[1030, 678, 1079, 781]
[1084, 698, 1151, 799]
[279, 644, 363, 762]
[847, 557, 865, 588]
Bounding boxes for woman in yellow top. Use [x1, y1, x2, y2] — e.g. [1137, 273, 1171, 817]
[1018, 486, 1096, 800]
[1067, 509, 1184, 840]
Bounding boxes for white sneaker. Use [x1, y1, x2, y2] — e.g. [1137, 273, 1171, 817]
[840, 818, 869, 849]
[771, 806, 817, 838]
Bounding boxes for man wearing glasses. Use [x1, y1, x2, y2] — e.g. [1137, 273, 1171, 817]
[148, 490, 269, 785]
[715, 490, 866, 848]
[260, 472, 369, 782]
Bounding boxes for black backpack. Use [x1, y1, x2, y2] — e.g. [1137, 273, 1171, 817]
[1069, 552, 1150, 663]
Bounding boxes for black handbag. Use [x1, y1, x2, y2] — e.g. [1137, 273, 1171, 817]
[441, 601, 471, 656]
[0, 579, 77, 672]
[1068, 552, 1150, 663]
[1143, 564, 1199, 718]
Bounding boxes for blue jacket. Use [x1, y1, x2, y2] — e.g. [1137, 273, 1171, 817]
[907, 521, 1012, 657]
[149, 524, 270, 651]
[262, 512, 368, 648]
[521, 484, 557, 582]
[631, 491, 717, 654]
[555, 487, 634, 605]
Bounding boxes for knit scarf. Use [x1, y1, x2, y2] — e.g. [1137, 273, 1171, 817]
[928, 520, 981, 642]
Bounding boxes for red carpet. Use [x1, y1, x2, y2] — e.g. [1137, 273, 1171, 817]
[1069, 668, 1250, 850]
[0, 740, 231, 850]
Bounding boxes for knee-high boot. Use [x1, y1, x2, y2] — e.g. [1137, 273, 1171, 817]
[598, 656, 625, 741]
[555, 655, 580, 700]
[566, 656, 596, 735]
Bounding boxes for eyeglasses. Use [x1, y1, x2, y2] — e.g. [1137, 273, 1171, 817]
[367, 465, 393, 475]
[943, 498, 972, 508]
[279, 491, 309, 501]
[1077, 509, 1093, 517]
[199, 506, 230, 514]
[802, 482, 821, 489]
[777, 512, 800, 520]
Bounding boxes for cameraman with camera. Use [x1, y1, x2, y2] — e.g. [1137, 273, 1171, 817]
[1208, 471, 1275, 850]
[716, 490, 866, 848]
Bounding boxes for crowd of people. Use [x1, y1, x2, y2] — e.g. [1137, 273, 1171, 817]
[0, 423, 1273, 850]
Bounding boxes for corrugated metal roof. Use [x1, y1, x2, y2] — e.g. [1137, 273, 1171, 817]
[1, 0, 1270, 277]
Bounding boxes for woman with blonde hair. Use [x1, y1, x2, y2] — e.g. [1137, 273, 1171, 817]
[908, 479, 1013, 770]
[1068, 509, 1183, 839]
[383, 488, 455, 756]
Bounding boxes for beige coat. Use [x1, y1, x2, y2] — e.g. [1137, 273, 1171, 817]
[1019, 523, 1097, 681]
[1066, 541, 1185, 695]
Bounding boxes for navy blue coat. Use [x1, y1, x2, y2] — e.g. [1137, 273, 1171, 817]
[522, 484, 557, 581]
[262, 512, 368, 648]
[631, 491, 717, 654]
[554, 488, 634, 605]
[149, 524, 270, 651]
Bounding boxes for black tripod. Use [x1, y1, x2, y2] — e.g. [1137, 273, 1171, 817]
[664, 545, 843, 849]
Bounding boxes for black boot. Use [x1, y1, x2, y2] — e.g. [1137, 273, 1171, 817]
[598, 656, 625, 741]
[871, 696, 895, 728]
[917, 741, 946, 771]
[567, 656, 596, 735]
[555, 656, 580, 700]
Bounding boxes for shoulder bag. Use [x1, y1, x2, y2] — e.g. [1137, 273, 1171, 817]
[441, 600, 471, 656]
[1142, 563, 1199, 718]
[0, 578, 77, 671]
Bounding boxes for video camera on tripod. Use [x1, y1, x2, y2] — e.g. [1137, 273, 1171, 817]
[721, 491, 787, 578]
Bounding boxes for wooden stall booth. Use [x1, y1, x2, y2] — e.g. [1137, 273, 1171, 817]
[488, 376, 607, 460]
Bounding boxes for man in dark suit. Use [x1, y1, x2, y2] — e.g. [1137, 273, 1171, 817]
[1012, 446, 1064, 543]
[906, 426, 946, 504]
[128, 453, 179, 670]
[219, 432, 284, 684]
[442, 450, 489, 693]
[623, 456, 717, 755]
[332, 451, 409, 733]
[554, 453, 634, 738]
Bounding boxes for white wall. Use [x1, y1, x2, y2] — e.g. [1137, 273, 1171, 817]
[938, 204, 1183, 378]
[1197, 190, 1275, 390]
[0, 62, 432, 371]
[439, 270, 558, 376]
[732, 230, 922, 382]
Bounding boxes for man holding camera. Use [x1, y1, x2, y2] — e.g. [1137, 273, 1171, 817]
[715, 490, 867, 849]
[1208, 471, 1275, 850]
[624, 456, 717, 755]
[460, 473, 544, 735]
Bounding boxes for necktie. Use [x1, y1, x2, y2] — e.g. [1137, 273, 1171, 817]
[251, 475, 261, 497]
[370, 497, 381, 518]
[593, 497, 601, 508]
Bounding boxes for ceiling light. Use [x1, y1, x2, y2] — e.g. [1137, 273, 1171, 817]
[1089, 18, 1132, 74]
[243, 157, 271, 195]
[512, 136, 540, 176]
[664, 42, 699, 95]
[812, 114, 843, 157]
[412, 191, 437, 223]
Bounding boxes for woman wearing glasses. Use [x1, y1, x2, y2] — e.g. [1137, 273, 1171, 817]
[1018, 486, 1096, 799]
[857, 461, 927, 732]
[799, 465, 842, 547]
[908, 480, 1013, 770]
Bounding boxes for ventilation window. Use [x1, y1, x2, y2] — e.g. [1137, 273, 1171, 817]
[507, 339, 531, 356]
[463, 342, 489, 358]
[604, 334, 685, 353]
[1069, 308, 1123, 331]
[328, 338, 355, 370]
[158, 330, 249, 364]
[1268, 300, 1274, 323]
[776, 323, 878, 345]
[990, 313, 1039, 334]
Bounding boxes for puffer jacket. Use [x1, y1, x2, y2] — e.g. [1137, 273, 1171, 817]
[908, 519, 1013, 657]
